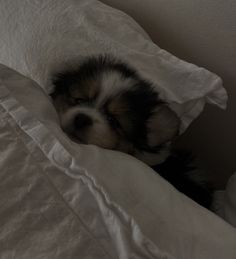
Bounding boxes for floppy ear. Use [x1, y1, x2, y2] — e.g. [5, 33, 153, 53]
[146, 105, 180, 148]
[133, 105, 180, 165]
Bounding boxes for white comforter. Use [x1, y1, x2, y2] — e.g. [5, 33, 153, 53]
[1, 64, 236, 259]
[0, 68, 174, 259]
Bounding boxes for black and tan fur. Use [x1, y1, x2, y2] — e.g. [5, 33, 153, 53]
[50, 55, 212, 208]
[50, 55, 180, 163]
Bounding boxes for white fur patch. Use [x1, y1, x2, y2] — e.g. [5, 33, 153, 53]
[96, 71, 135, 105]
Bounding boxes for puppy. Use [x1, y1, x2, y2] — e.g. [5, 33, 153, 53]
[50, 55, 180, 165]
[50, 54, 212, 208]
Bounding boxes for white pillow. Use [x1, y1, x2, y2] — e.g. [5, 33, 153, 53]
[0, 0, 227, 132]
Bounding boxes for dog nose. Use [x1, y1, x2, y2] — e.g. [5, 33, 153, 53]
[74, 113, 93, 129]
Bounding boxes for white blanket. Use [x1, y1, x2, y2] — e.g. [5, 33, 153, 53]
[0, 66, 175, 259]
[1, 64, 236, 259]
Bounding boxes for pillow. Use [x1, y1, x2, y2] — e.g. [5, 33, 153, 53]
[0, 0, 227, 133]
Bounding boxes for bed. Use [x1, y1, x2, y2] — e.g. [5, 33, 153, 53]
[0, 1, 236, 258]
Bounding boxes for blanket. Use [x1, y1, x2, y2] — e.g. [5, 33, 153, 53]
[1, 64, 236, 259]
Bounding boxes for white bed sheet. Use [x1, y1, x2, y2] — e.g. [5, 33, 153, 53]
[1, 64, 236, 259]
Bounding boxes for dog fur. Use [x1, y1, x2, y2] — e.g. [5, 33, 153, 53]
[50, 54, 212, 208]
[50, 55, 180, 165]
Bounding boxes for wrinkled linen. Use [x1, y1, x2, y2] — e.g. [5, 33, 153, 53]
[0, 0, 227, 132]
[224, 173, 236, 227]
[214, 172, 236, 228]
[0, 66, 174, 259]
[1, 65, 236, 259]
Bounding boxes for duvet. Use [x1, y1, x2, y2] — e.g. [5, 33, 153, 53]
[0, 64, 236, 259]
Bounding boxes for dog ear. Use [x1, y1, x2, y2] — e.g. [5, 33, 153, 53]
[133, 105, 180, 165]
[146, 105, 180, 148]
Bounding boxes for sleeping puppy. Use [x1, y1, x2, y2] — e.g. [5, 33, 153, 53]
[50, 54, 212, 208]
[50, 55, 180, 165]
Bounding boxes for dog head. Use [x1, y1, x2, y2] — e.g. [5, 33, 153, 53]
[50, 55, 180, 165]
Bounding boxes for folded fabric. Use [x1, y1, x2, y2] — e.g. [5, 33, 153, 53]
[0, 66, 175, 259]
[0, 0, 227, 132]
[1, 63, 236, 259]
[214, 172, 236, 228]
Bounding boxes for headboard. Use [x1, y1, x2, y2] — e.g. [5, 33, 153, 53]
[101, 0, 236, 187]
